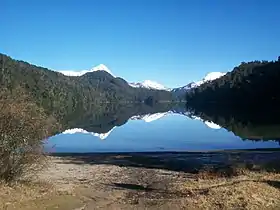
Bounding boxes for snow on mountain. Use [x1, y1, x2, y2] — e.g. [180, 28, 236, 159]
[204, 72, 226, 81]
[59, 64, 169, 91]
[59, 65, 224, 94]
[62, 127, 115, 140]
[130, 111, 221, 130]
[193, 72, 226, 87]
[130, 112, 168, 122]
[172, 72, 226, 93]
[129, 80, 169, 91]
[59, 70, 89, 77]
[95, 127, 116, 139]
[142, 113, 168, 122]
[91, 64, 115, 77]
[59, 64, 115, 77]
[60, 111, 221, 140]
[204, 121, 221, 129]
[59, 65, 169, 91]
[190, 115, 221, 129]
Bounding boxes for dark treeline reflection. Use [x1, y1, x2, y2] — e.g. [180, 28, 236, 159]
[188, 106, 280, 143]
[57, 101, 280, 144]
[1, 93, 280, 182]
[59, 102, 181, 134]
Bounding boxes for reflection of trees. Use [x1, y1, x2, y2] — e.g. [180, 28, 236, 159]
[60, 102, 176, 134]
[188, 107, 280, 142]
[59, 101, 280, 143]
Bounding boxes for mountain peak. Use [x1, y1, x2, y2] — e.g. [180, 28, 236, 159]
[61, 127, 115, 140]
[171, 71, 226, 96]
[59, 64, 115, 77]
[91, 64, 115, 77]
[203, 72, 226, 81]
[129, 80, 169, 90]
[142, 80, 167, 90]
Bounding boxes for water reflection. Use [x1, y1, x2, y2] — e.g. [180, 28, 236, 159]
[59, 103, 175, 136]
[62, 128, 115, 140]
[189, 108, 280, 142]
[45, 103, 280, 153]
[59, 106, 223, 140]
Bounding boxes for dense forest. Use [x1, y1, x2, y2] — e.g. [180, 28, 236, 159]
[0, 53, 173, 123]
[186, 57, 280, 123]
[2, 53, 280, 137]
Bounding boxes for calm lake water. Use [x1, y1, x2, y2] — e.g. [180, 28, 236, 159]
[45, 104, 280, 153]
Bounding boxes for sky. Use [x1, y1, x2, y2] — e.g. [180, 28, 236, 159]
[1, 0, 280, 87]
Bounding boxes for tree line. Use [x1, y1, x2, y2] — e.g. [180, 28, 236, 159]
[0, 53, 173, 123]
[0, 53, 174, 182]
[186, 57, 280, 123]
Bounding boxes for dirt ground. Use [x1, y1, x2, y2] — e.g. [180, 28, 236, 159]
[1, 152, 280, 210]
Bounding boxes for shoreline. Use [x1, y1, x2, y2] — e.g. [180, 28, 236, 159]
[1, 150, 280, 209]
[49, 147, 280, 156]
[48, 149, 280, 174]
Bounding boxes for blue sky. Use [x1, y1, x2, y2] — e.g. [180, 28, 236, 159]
[2, 0, 280, 87]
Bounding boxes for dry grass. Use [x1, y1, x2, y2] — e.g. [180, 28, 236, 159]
[1, 157, 280, 210]
[180, 170, 280, 210]
[0, 181, 84, 210]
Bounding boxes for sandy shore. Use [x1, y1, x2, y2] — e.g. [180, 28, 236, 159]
[1, 151, 280, 209]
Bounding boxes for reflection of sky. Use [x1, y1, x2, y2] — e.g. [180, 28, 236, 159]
[45, 114, 280, 153]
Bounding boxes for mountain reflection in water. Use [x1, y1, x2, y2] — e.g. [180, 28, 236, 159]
[45, 103, 280, 153]
[61, 111, 222, 140]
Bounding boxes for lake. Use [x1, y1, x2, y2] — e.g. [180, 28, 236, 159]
[44, 103, 280, 153]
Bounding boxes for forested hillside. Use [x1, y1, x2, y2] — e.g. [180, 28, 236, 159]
[186, 57, 280, 113]
[0, 53, 172, 121]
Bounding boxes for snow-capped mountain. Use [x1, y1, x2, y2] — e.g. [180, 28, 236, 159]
[60, 111, 221, 140]
[59, 64, 115, 77]
[130, 112, 169, 122]
[189, 116, 221, 129]
[61, 113, 170, 140]
[204, 121, 221, 129]
[193, 72, 226, 87]
[59, 65, 224, 93]
[59, 65, 169, 91]
[129, 80, 169, 91]
[61, 127, 115, 140]
[130, 111, 221, 130]
[172, 72, 226, 96]
[92, 64, 115, 77]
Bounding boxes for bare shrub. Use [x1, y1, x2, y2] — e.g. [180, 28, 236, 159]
[197, 164, 247, 179]
[0, 88, 58, 182]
